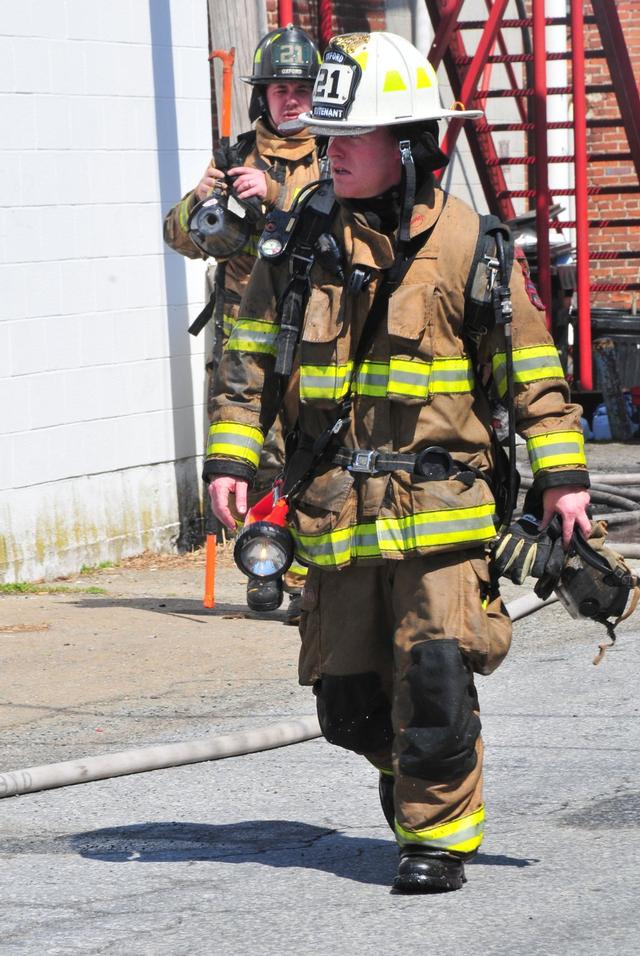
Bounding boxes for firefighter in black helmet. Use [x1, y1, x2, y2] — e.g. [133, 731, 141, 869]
[244, 24, 323, 126]
[163, 25, 322, 620]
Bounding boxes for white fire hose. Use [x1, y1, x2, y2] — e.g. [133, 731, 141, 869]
[0, 592, 557, 799]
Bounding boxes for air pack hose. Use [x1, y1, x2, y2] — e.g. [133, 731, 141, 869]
[0, 593, 563, 799]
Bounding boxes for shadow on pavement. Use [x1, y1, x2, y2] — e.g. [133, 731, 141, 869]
[67, 820, 536, 885]
[70, 597, 288, 624]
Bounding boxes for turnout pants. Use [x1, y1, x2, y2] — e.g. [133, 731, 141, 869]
[298, 550, 512, 856]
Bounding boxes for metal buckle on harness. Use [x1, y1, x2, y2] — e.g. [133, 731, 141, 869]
[485, 255, 499, 295]
[348, 450, 379, 474]
[290, 251, 314, 277]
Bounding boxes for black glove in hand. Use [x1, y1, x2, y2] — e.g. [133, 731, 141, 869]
[492, 514, 564, 585]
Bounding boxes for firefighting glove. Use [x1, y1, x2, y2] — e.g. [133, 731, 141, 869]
[492, 514, 565, 586]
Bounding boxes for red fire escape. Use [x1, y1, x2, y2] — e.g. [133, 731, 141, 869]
[424, 0, 640, 392]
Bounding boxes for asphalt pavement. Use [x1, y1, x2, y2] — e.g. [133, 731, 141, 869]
[1, 443, 640, 955]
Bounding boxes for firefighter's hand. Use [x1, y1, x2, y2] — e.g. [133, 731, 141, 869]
[209, 477, 248, 531]
[541, 485, 591, 548]
[492, 515, 562, 585]
[227, 166, 268, 200]
[195, 162, 224, 201]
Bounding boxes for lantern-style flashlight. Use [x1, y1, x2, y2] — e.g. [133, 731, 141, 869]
[233, 487, 294, 581]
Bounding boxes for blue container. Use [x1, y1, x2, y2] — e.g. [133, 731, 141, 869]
[592, 404, 612, 441]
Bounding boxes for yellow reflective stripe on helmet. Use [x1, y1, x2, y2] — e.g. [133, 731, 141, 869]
[430, 357, 475, 393]
[527, 430, 586, 474]
[388, 358, 430, 399]
[383, 69, 407, 93]
[416, 66, 433, 89]
[492, 345, 564, 398]
[356, 360, 389, 397]
[207, 422, 263, 468]
[300, 363, 352, 401]
[396, 805, 485, 854]
[178, 196, 193, 233]
[377, 504, 496, 552]
[226, 319, 279, 356]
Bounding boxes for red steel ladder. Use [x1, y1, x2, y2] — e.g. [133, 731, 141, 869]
[423, 0, 640, 390]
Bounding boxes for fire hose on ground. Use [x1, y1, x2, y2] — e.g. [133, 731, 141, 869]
[0, 593, 562, 800]
[2, 472, 639, 800]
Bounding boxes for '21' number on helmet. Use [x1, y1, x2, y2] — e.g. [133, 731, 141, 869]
[315, 64, 353, 106]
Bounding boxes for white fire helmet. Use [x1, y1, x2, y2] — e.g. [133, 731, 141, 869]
[299, 31, 482, 137]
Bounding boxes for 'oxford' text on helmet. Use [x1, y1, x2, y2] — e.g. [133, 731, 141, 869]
[299, 31, 482, 137]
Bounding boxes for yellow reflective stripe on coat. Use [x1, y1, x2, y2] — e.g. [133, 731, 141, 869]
[291, 505, 496, 567]
[395, 805, 485, 854]
[492, 345, 564, 397]
[387, 357, 474, 398]
[207, 422, 263, 468]
[430, 357, 475, 393]
[226, 319, 279, 355]
[292, 522, 381, 567]
[301, 357, 474, 403]
[356, 360, 389, 397]
[240, 233, 260, 258]
[287, 559, 308, 578]
[222, 313, 235, 338]
[527, 430, 586, 473]
[300, 363, 352, 401]
[388, 358, 430, 399]
[377, 503, 496, 552]
[178, 196, 192, 232]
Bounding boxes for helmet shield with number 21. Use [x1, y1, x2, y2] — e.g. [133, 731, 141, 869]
[299, 32, 482, 137]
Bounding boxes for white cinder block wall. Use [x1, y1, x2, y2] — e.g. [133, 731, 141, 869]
[0, 0, 213, 582]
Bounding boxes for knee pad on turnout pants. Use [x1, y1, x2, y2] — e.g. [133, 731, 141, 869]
[399, 640, 481, 782]
[314, 672, 393, 755]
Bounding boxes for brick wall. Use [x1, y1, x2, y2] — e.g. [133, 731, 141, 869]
[581, 0, 640, 309]
[265, 0, 386, 44]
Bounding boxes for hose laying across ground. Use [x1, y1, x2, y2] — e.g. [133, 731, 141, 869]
[0, 592, 560, 799]
[519, 475, 640, 512]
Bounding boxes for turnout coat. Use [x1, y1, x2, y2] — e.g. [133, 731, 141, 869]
[205, 180, 589, 570]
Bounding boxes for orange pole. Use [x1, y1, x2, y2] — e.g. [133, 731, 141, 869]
[203, 533, 217, 609]
[209, 48, 235, 145]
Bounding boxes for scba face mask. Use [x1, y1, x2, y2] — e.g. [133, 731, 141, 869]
[537, 522, 640, 664]
[188, 187, 261, 260]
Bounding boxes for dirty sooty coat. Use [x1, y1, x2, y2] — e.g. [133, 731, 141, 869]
[163, 119, 319, 349]
[205, 181, 589, 570]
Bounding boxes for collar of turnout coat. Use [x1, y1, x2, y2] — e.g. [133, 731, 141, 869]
[337, 179, 446, 272]
[255, 118, 316, 163]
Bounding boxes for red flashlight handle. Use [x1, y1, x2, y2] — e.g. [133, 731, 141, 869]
[245, 488, 289, 526]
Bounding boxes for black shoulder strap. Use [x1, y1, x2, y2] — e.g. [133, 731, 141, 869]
[273, 181, 339, 377]
[463, 214, 514, 344]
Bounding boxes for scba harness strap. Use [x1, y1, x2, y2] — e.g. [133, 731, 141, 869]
[261, 190, 516, 504]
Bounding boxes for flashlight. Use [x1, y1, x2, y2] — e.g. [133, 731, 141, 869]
[233, 487, 295, 581]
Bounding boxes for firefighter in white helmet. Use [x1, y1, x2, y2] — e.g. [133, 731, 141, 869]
[206, 32, 591, 893]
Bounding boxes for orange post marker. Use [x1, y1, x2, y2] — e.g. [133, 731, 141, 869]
[203, 533, 217, 608]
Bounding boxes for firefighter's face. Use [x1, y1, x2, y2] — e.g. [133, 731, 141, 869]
[266, 81, 313, 129]
[327, 128, 402, 198]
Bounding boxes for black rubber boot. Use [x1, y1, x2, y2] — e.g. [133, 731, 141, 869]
[378, 774, 395, 832]
[246, 577, 283, 612]
[284, 592, 302, 626]
[392, 846, 466, 894]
